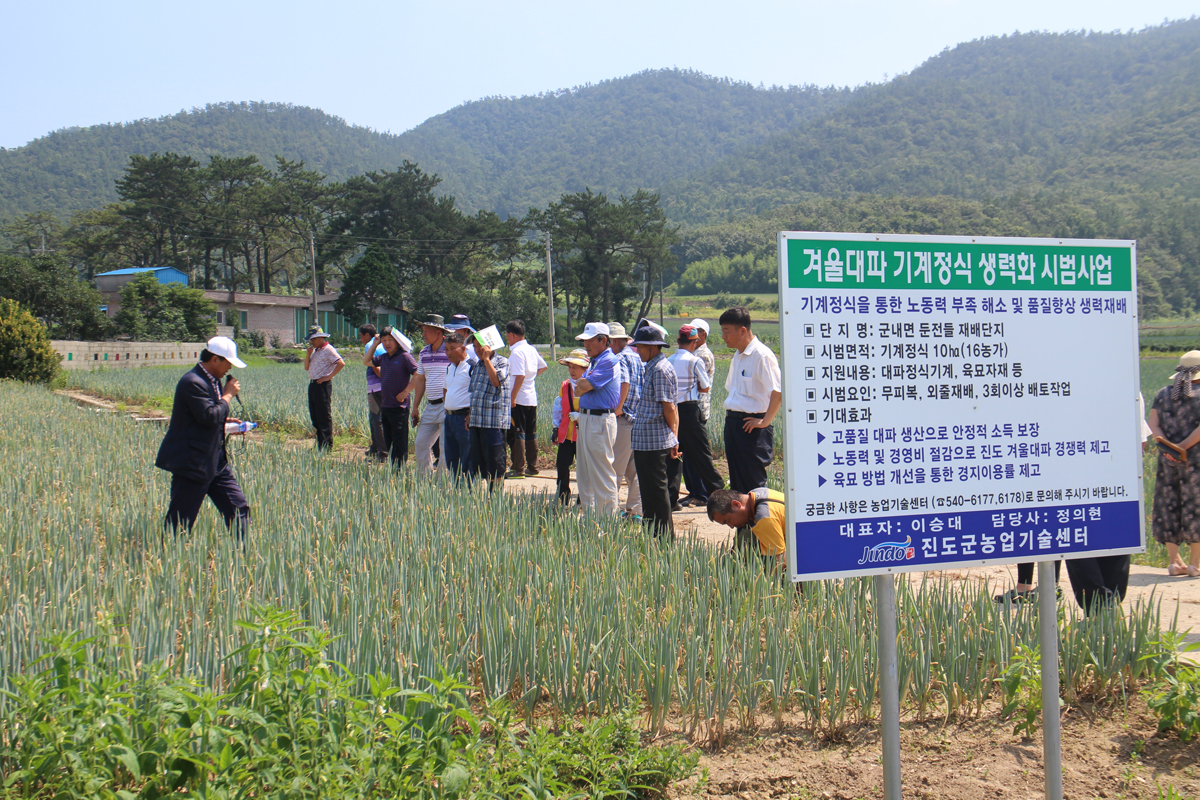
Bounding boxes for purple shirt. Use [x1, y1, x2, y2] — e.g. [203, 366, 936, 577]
[373, 349, 419, 409]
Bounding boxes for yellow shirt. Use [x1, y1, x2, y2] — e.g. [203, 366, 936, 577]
[750, 488, 786, 556]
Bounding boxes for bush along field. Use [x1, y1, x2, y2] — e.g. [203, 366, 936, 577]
[1, 381, 1196, 797]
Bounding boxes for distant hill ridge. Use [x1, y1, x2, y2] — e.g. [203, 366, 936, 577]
[2, 20, 1199, 225]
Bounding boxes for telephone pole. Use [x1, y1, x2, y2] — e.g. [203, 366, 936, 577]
[545, 232, 557, 361]
[309, 231, 319, 325]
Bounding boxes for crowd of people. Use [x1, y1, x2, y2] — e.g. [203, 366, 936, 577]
[155, 307, 1198, 617]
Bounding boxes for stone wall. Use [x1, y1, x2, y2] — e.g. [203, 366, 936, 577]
[52, 341, 207, 370]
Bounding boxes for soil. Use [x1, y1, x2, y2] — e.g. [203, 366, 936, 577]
[60, 388, 1200, 796]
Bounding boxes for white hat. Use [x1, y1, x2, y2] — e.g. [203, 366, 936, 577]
[575, 322, 611, 341]
[206, 336, 246, 368]
[689, 318, 710, 335]
[389, 328, 414, 352]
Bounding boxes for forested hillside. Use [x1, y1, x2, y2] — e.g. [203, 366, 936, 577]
[0, 71, 847, 221]
[665, 19, 1200, 221]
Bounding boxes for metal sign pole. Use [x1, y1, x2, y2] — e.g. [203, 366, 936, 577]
[1038, 560, 1063, 800]
[875, 573, 902, 800]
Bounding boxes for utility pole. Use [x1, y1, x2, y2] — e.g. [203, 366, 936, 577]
[659, 269, 664, 327]
[545, 232, 557, 361]
[309, 230, 319, 327]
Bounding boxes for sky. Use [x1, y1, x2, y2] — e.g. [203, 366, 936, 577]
[2, 0, 1197, 149]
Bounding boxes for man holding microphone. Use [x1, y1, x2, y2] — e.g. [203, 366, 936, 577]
[156, 336, 251, 541]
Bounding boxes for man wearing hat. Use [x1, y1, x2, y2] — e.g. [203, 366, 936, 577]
[630, 325, 679, 537]
[690, 319, 716, 424]
[669, 324, 725, 508]
[573, 322, 621, 514]
[304, 327, 344, 451]
[608, 322, 643, 519]
[156, 336, 251, 540]
[410, 314, 453, 473]
[440, 330, 475, 477]
[364, 326, 419, 468]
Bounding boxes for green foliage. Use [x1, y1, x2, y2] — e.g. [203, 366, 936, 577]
[998, 643, 1048, 739]
[0, 298, 59, 382]
[0, 606, 696, 798]
[674, 252, 776, 295]
[0, 254, 110, 340]
[1144, 644, 1200, 742]
[115, 272, 216, 341]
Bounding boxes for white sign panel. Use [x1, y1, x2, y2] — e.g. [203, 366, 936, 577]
[778, 233, 1143, 581]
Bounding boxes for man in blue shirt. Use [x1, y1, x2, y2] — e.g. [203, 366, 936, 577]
[630, 325, 679, 538]
[573, 322, 620, 515]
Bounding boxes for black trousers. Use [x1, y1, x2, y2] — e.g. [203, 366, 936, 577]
[675, 402, 724, 503]
[1065, 555, 1131, 615]
[634, 448, 674, 538]
[1016, 560, 1062, 586]
[507, 404, 539, 472]
[556, 439, 577, 502]
[470, 426, 506, 487]
[308, 380, 334, 450]
[724, 412, 774, 493]
[164, 465, 250, 540]
[380, 406, 410, 468]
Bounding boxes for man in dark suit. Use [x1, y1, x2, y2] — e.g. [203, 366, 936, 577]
[156, 336, 251, 539]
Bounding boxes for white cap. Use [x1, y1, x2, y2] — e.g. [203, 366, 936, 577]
[389, 328, 413, 352]
[689, 318, 710, 335]
[575, 322, 611, 341]
[206, 336, 246, 368]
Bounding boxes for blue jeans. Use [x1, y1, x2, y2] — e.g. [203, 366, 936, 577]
[468, 426, 506, 487]
[442, 413, 473, 477]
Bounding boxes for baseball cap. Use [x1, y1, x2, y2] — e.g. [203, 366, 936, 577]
[689, 318, 710, 335]
[575, 322, 611, 341]
[607, 322, 631, 340]
[206, 336, 246, 368]
[678, 325, 699, 340]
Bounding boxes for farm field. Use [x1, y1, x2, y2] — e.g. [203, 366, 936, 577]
[3, 376, 1199, 797]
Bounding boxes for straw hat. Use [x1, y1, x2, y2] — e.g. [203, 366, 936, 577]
[1170, 350, 1200, 382]
[558, 348, 590, 368]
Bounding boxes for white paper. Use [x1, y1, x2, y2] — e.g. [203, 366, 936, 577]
[473, 324, 505, 351]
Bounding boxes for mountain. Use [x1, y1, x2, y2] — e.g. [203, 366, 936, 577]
[0, 70, 848, 222]
[664, 19, 1200, 222]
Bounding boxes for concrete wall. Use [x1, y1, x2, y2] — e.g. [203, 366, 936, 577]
[52, 341, 207, 370]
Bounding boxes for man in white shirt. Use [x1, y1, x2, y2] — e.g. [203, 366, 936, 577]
[441, 330, 475, 477]
[304, 327, 344, 451]
[719, 306, 782, 493]
[504, 319, 547, 478]
[668, 325, 725, 508]
[690, 319, 716, 424]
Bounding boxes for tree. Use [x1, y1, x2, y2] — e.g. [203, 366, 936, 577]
[0, 298, 59, 382]
[115, 272, 216, 342]
[116, 153, 202, 267]
[529, 189, 679, 325]
[0, 254, 110, 340]
[334, 244, 401, 321]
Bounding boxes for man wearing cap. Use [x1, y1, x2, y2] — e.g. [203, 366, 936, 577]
[720, 306, 782, 493]
[441, 330, 475, 477]
[410, 314, 453, 473]
[505, 319, 548, 478]
[573, 322, 621, 514]
[365, 326, 418, 468]
[630, 325, 679, 537]
[156, 337, 251, 540]
[669, 325, 724, 508]
[608, 322, 643, 519]
[466, 335, 511, 490]
[304, 328, 344, 451]
[690, 319, 716, 423]
[359, 324, 387, 462]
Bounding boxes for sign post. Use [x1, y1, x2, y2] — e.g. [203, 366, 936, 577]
[777, 233, 1143, 800]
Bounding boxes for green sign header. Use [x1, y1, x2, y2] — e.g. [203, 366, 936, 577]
[785, 238, 1133, 293]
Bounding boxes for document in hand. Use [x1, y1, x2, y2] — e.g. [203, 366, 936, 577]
[474, 324, 505, 351]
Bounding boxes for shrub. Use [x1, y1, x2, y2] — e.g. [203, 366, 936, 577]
[0, 298, 59, 383]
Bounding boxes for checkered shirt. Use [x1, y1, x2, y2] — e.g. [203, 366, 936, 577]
[616, 347, 644, 421]
[468, 354, 510, 429]
[630, 353, 678, 451]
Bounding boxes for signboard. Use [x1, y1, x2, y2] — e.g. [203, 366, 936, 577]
[778, 233, 1144, 581]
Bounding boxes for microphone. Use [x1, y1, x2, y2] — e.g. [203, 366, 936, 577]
[226, 375, 244, 408]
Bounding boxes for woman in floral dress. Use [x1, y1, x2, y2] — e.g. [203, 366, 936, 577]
[1149, 351, 1200, 577]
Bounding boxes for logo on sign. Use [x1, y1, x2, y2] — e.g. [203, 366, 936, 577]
[857, 537, 915, 565]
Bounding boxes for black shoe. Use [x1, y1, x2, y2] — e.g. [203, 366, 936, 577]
[671, 502, 683, 512]
[993, 589, 1035, 604]
[504, 470, 525, 479]
[525, 468, 539, 477]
